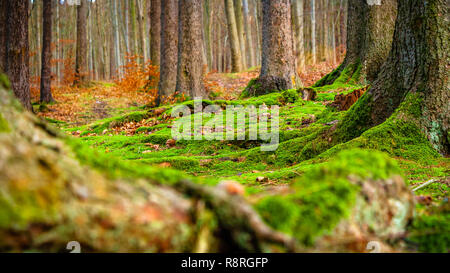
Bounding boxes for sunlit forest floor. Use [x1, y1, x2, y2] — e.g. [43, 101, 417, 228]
[31, 62, 449, 252]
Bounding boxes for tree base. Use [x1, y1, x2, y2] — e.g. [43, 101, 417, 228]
[242, 76, 294, 97]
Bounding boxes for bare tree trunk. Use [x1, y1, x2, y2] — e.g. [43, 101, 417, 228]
[224, 0, 243, 72]
[244, 0, 300, 96]
[40, 0, 54, 103]
[150, 0, 161, 66]
[310, 0, 316, 64]
[157, 0, 178, 105]
[234, 0, 247, 69]
[176, 0, 206, 98]
[75, 0, 88, 85]
[130, 0, 138, 57]
[243, 0, 255, 67]
[292, 0, 305, 71]
[1, 0, 32, 111]
[137, 0, 148, 65]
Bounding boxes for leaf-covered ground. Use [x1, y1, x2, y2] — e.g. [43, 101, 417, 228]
[33, 65, 449, 253]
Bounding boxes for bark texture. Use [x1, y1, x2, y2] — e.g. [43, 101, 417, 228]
[176, 0, 206, 98]
[367, 0, 449, 154]
[315, 0, 398, 86]
[75, 0, 88, 84]
[224, 0, 243, 72]
[150, 0, 161, 66]
[0, 0, 32, 111]
[244, 0, 300, 96]
[157, 0, 178, 104]
[40, 0, 54, 103]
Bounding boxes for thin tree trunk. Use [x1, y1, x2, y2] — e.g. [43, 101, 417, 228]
[243, 0, 255, 68]
[292, 0, 305, 71]
[311, 0, 316, 64]
[150, 0, 161, 66]
[234, 0, 247, 69]
[75, 0, 88, 85]
[137, 0, 148, 65]
[176, 0, 206, 98]
[40, 0, 54, 103]
[224, 0, 243, 72]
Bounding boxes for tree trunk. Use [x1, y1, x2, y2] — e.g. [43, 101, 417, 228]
[292, 0, 305, 71]
[157, 0, 178, 105]
[150, 0, 161, 66]
[130, 0, 138, 57]
[368, 0, 449, 154]
[243, 0, 255, 68]
[75, 0, 88, 85]
[314, 0, 398, 87]
[0, 0, 32, 111]
[136, 0, 147, 65]
[244, 0, 300, 97]
[234, 0, 247, 69]
[176, 0, 206, 98]
[311, 0, 316, 64]
[40, 0, 54, 103]
[335, 0, 449, 156]
[224, 0, 243, 72]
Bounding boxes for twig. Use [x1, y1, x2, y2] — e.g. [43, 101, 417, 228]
[412, 179, 438, 192]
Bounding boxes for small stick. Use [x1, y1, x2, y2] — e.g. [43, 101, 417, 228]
[412, 179, 437, 192]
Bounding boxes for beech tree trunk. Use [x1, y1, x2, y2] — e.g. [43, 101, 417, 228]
[157, 0, 178, 104]
[75, 0, 88, 85]
[234, 0, 247, 69]
[315, 0, 398, 87]
[367, 0, 449, 154]
[244, 0, 300, 96]
[224, 0, 243, 72]
[150, 0, 161, 66]
[176, 0, 206, 98]
[40, 0, 54, 103]
[292, 0, 305, 71]
[0, 0, 32, 111]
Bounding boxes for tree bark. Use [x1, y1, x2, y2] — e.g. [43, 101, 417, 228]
[224, 0, 243, 72]
[40, 0, 54, 103]
[234, 0, 247, 69]
[244, 0, 300, 96]
[0, 0, 32, 111]
[367, 0, 449, 154]
[315, 0, 398, 87]
[292, 0, 305, 71]
[150, 0, 161, 66]
[157, 0, 178, 104]
[243, 0, 255, 67]
[137, 0, 148, 65]
[75, 0, 88, 85]
[176, 0, 206, 98]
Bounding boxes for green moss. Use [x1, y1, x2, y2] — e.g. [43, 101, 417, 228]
[0, 113, 10, 132]
[0, 74, 11, 89]
[281, 89, 299, 104]
[256, 149, 402, 245]
[71, 110, 150, 136]
[408, 213, 450, 253]
[334, 92, 373, 143]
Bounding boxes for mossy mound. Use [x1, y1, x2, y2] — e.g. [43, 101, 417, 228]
[255, 149, 414, 249]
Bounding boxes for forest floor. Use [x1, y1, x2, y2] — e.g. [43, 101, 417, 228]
[31, 62, 449, 253]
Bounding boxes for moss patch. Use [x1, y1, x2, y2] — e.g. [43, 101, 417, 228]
[255, 149, 403, 246]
